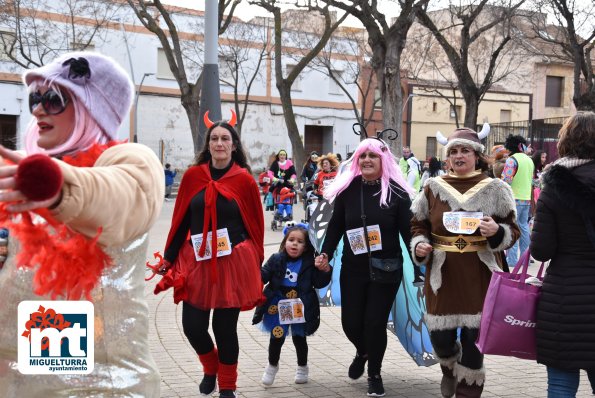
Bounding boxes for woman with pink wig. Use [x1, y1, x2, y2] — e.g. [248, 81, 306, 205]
[315, 137, 414, 397]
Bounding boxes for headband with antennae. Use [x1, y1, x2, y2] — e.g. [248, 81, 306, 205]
[204, 109, 237, 129]
[376, 128, 398, 141]
[352, 122, 368, 138]
[352, 123, 398, 152]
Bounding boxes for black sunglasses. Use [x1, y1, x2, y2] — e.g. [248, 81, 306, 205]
[28, 90, 69, 115]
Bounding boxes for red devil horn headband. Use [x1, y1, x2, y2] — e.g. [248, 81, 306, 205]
[203, 109, 237, 129]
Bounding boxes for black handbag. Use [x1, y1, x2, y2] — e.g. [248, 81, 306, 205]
[360, 184, 402, 284]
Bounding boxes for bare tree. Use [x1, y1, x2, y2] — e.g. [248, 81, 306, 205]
[528, 0, 595, 110]
[249, 1, 348, 168]
[309, 27, 380, 128]
[218, 20, 270, 135]
[415, 0, 526, 128]
[0, 0, 122, 68]
[126, 0, 240, 151]
[320, 0, 430, 156]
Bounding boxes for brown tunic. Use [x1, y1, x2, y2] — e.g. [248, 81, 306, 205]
[410, 171, 519, 331]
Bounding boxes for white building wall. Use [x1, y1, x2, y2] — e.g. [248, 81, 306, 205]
[0, 4, 362, 173]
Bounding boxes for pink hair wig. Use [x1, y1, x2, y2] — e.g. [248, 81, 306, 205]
[324, 138, 413, 206]
[24, 79, 109, 156]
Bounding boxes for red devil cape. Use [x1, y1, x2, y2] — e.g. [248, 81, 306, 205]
[162, 162, 264, 285]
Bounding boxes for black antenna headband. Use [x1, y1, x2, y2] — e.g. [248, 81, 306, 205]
[352, 123, 398, 151]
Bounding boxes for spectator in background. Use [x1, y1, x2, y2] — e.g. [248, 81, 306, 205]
[532, 150, 550, 204]
[502, 134, 534, 266]
[313, 153, 339, 198]
[165, 163, 177, 201]
[530, 111, 595, 398]
[399, 146, 422, 191]
[489, 145, 509, 179]
[268, 150, 297, 199]
[301, 151, 319, 184]
[420, 156, 446, 187]
[258, 167, 272, 196]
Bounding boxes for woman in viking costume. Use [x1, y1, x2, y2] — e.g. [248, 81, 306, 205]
[410, 125, 519, 397]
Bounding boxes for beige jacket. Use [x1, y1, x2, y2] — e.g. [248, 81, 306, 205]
[51, 143, 164, 245]
[0, 143, 164, 397]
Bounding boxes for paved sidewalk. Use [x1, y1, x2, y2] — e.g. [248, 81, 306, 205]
[144, 200, 594, 398]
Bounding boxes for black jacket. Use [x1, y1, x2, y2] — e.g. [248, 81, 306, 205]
[252, 252, 332, 335]
[530, 161, 595, 370]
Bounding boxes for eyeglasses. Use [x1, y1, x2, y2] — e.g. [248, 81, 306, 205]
[28, 90, 69, 115]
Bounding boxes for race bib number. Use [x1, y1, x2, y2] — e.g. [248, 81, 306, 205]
[346, 224, 382, 255]
[263, 177, 270, 183]
[443, 212, 483, 234]
[322, 178, 335, 188]
[191, 228, 232, 261]
[278, 298, 306, 324]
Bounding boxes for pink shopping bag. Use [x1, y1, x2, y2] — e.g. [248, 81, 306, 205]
[475, 250, 544, 360]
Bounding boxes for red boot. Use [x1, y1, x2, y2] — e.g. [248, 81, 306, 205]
[198, 348, 218, 395]
[218, 362, 238, 396]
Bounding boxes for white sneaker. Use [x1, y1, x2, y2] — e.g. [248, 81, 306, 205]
[261, 364, 279, 386]
[294, 365, 308, 384]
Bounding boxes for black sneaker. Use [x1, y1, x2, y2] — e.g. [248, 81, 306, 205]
[367, 375, 385, 397]
[219, 390, 236, 398]
[348, 353, 367, 379]
[199, 374, 216, 395]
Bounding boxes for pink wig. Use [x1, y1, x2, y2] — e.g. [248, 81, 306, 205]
[24, 79, 109, 156]
[324, 138, 413, 206]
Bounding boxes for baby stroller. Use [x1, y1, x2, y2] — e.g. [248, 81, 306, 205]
[271, 187, 295, 231]
[302, 189, 320, 224]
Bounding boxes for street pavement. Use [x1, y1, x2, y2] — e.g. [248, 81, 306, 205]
[144, 199, 594, 398]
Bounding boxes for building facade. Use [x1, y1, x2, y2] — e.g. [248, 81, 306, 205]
[0, 1, 363, 171]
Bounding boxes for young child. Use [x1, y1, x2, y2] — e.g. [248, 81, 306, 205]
[253, 224, 332, 386]
[164, 163, 177, 201]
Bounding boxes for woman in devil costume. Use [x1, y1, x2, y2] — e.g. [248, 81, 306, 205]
[0, 52, 163, 396]
[155, 111, 264, 398]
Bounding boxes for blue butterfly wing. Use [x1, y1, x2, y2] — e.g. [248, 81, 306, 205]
[388, 235, 437, 366]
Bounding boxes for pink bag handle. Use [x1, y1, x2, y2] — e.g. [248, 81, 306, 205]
[511, 250, 531, 279]
[511, 249, 546, 281]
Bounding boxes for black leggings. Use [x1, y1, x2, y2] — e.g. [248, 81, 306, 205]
[182, 302, 240, 365]
[340, 269, 401, 376]
[268, 335, 308, 366]
[430, 327, 483, 370]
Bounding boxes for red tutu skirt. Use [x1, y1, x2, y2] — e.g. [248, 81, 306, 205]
[155, 239, 264, 311]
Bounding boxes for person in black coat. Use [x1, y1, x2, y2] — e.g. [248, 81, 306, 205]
[253, 224, 332, 386]
[301, 151, 319, 183]
[530, 111, 595, 398]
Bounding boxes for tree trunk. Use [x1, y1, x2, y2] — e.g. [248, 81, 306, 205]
[463, 93, 480, 129]
[278, 82, 306, 172]
[379, 59, 404, 156]
[371, 31, 406, 157]
[574, 92, 595, 111]
[181, 94, 203, 154]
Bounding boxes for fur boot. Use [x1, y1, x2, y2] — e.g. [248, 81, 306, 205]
[454, 363, 485, 398]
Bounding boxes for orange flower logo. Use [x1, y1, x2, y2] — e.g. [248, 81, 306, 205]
[21, 305, 72, 350]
